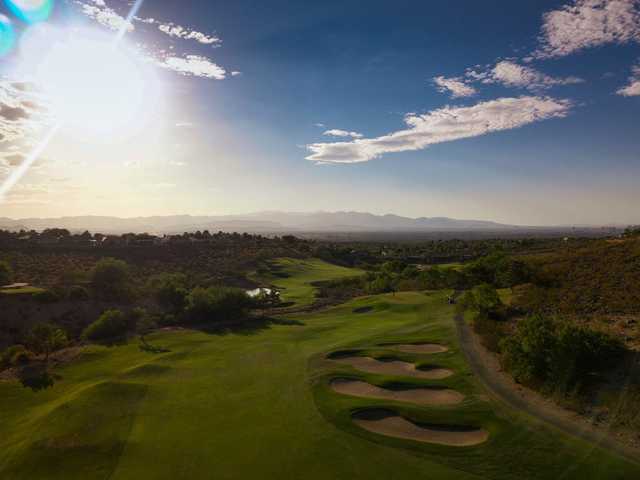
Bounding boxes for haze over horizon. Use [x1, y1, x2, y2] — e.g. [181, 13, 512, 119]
[1, 0, 639, 225]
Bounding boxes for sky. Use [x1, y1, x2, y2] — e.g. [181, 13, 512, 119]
[0, 0, 639, 226]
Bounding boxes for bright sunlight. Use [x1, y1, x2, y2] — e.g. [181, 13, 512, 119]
[19, 25, 160, 139]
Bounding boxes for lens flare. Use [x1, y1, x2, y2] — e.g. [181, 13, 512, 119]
[0, 14, 15, 56]
[3, 0, 53, 24]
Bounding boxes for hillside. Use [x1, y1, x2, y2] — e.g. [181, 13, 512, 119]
[516, 238, 640, 316]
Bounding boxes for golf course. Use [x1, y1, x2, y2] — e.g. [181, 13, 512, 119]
[1, 259, 638, 479]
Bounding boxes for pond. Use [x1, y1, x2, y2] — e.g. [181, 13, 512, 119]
[246, 287, 278, 298]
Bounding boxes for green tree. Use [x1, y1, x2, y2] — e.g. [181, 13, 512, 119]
[471, 283, 503, 316]
[83, 309, 128, 341]
[0, 260, 13, 286]
[28, 323, 68, 362]
[133, 308, 157, 347]
[148, 273, 189, 313]
[185, 287, 252, 323]
[91, 258, 131, 300]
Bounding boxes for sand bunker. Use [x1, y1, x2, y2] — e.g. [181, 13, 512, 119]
[333, 356, 453, 379]
[331, 379, 464, 405]
[391, 343, 449, 354]
[353, 411, 488, 446]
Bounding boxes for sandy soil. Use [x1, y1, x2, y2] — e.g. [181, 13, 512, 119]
[334, 356, 453, 379]
[391, 344, 449, 354]
[331, 378, 464, 405]
[354, 415, 488, 446]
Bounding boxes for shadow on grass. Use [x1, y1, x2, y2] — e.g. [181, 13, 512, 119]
[194, 315, 304, 337]
[139, 342, 171, 354]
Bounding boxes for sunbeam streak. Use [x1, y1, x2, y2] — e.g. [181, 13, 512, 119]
[0, 0, 147, 204]
[0, 122, 60, 202]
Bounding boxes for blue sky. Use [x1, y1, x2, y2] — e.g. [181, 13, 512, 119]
[0, 0, 639, 225]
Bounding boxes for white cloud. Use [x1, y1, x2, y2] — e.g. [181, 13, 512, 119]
[433, 76, 477, 98]
[482, 61, 584, 90]
[617, 63, 640, 95]
[0, 80, 49, 144]
[159, 55, 226, 79]
[534, 0, 640, 59]
[231, 71, 242, 77]
[323, 129, 363, 139]
[74, 2, 232, 81]
[77, 1, 134, 32]
[306, 96, 572, 164]
[157, 23, 221, 45]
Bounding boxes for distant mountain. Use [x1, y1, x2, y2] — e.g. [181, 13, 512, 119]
[0, 211, 518, 234]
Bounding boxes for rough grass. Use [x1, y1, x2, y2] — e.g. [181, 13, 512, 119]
[256, 257, 364, 306]
[0, 289, 637, 479]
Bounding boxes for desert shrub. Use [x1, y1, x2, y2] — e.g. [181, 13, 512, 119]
[32, 289, 61, 304]
[464, 252, 531, 288]
[184, 286, 252, 323]
[82, 309, 128, 341]
[500, 314, 623, 393]
[91, 258, 132, 300]
[1, 345, 32, 368]
[550, 323, 624, 392]
[0, 260, 13, 286]
[67, 285, 90, 301]
[148, 273, 189, 313]
[611, 384, 640, 430]
[27, 323, 68, 361]
[473, 315, 504, 353]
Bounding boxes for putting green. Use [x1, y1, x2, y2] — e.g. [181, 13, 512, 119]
[1, 290, 638, 479]
[254, 257, 363, 306]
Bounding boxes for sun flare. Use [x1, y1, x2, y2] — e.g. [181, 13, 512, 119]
[19, 26, 161, 139]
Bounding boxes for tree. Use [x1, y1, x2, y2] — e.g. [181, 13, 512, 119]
[28, 323, 68, 362]
[91, 258, 131, 299]
[148, 273, 189, 313]
[83, 309, 128, 341]
[0, 260, 13, 286]
[184, 286, 252, 323]
[135, 310, 157, 348]
[470, 283, 503, 317]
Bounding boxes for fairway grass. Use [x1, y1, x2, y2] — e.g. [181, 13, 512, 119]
[254, 257, 363, 306]
[1, 290, 638, 478]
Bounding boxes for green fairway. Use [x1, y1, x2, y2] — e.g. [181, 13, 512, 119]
[0, 286, 46, 296]
[255, 257, 363, 306]
[1, 288, 638, 479]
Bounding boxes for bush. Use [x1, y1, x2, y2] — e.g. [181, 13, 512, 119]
[67, 285, 90, 301]
[500, 314, 623, 393]
[473, 315, 504, 353]
[32, 289, 61, 304]
[83, 309, 128, 341]
[1, 345, 32, 368]
[184, 286, 252, 323]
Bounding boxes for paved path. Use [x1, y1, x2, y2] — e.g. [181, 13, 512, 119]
[454, 310, 640, 465]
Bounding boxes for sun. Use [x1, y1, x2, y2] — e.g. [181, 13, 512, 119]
[20, 26, 162, 140]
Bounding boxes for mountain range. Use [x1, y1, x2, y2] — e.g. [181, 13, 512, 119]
[0, 211, 520, 234]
